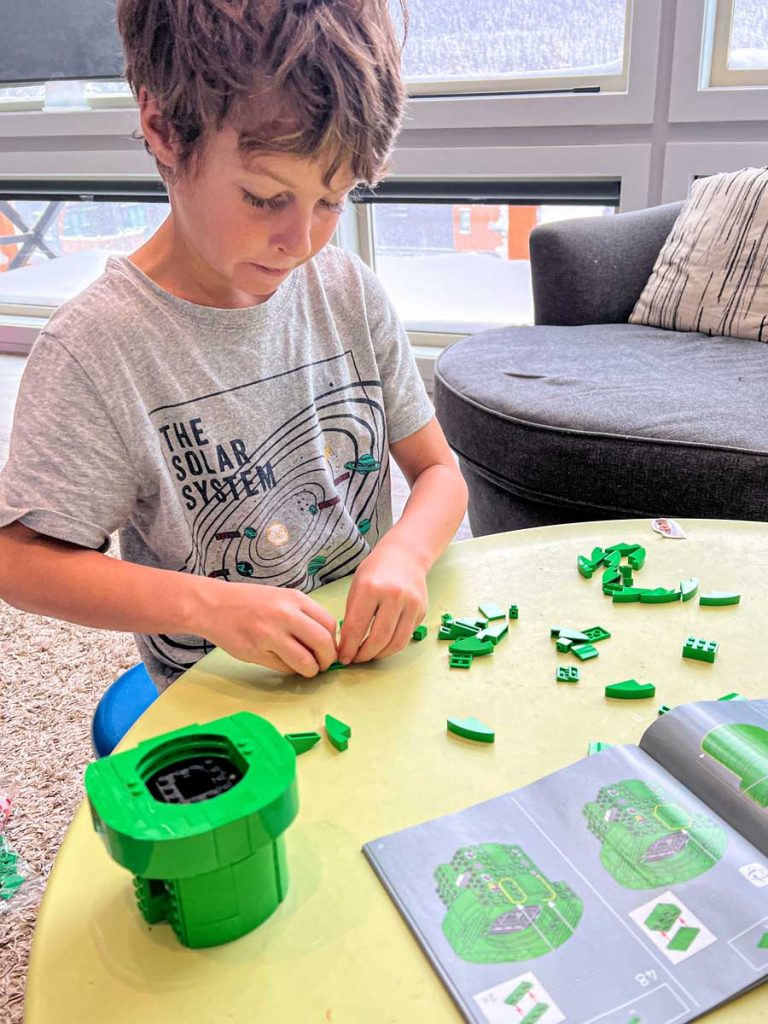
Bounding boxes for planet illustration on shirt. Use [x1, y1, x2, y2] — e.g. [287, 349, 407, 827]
[344, 454, 380, 475]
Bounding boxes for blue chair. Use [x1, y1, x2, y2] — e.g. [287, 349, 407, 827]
[91, 662, 159, 758]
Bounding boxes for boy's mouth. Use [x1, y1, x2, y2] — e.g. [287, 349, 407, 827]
[251, 262, 292, 276]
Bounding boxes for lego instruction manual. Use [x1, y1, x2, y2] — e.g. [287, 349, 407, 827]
[363, 699, 768, 1024]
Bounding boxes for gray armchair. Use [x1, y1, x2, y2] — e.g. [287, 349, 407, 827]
[434, 202, 768, 536]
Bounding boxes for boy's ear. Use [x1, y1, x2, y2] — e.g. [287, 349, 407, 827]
[137, 86, 180, 169]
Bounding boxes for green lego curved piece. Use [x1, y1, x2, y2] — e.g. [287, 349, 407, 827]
[605, 679, 656, 700]
[447, 716, 495, 743]
[639, 588, 681, 604]
[284, 731, 322, 755]
[325, 713, 351, 752]
[84, 711, 299, 948]
[700, 591, 741, 606]
[449, 636, 495, 657]
[680, 577, 699, 602]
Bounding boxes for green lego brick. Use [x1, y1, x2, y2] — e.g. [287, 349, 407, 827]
[283, 731, 322, 755]
[411, 624, 428, 641]
[645, 902, 681, 931]
[758, 931, 768, 949]
[325, 714, 351, 752]
[449, 654, 473, 669]
[680, 577, 699, 602]
[587, 741, 614, 756]
[582, 625, 611, 643]
[479, 621, 508, 645]
[605, 679, 656, 700]
[639, 587, 681, 604]
[556, 666, 580, 683]
[682, 637, 718, 663]
[551, 627, 589, 642]
[556, 637, 574, 653]
[700, 591, 741, 606]
[478, 601, 505, 621]
[508, 604, 519, 620]
[719, 692, 747, 701]
[667, 926, 699, 952]
[578, 555, 595, 579]
[449, 636, 494, 657]
[628, 546, 647, 570]
[572, 643, 599, 661]
[620, 565, 634, 585]
[446, 716, 495, 743]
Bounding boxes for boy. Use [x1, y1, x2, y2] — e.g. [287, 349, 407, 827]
[0, 0, 467, 690]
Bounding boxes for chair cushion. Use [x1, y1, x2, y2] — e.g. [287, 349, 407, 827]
[434, 323, 768, 520]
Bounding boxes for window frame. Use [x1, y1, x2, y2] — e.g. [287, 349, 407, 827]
[709, 0, 768, 87]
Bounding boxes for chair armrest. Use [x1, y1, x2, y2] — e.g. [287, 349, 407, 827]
[529, 201, 684, 326]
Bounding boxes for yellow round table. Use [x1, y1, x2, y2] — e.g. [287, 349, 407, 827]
[25, 521, 768, 1023]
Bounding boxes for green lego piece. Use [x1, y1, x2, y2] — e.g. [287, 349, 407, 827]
[682, 637, 718, 663]
[84, 712, 299, 949]
[572, 643, 599, 661]
[587, 741, 614, 756]
[479, 621, 508, 645]
[582, 625, 611, 643]
[605, 679, 656, 700]
[505, 981, 534, 1006]
[758, 932, 768, 949]
[628, 546, 647, 570]
[325, 714, 351, 751]
[639, 587, 681, 604]
[667, 926, 699, 952]
[453, 618, 483, 637]
[552, 627, 589, 642]
[611, 587, 646, 603]
[449, 636, 494, 657]
[441, 613, 454, 625]
[605, 542, 641, 556]
[602, 550, 622, 568]
[719, 692, 747, 701]
[604, 582, 626, 596]
[449, 654, 473, 669]
[556, 637, 574, 653]
[446, 716, 495, 743]
[437, 625, 455, 641]
[602, 567, 622, 589]
[411, 624, 428, 641]
[283, 731, 322, 755]
[478, 601, 505, 621]
[620, 565, 634, 584]
[578, 555, 595, 579]
[645, 902, 681, 931]
[556, 666, 580, 683]
[658, 704, 673, 716]
[508, 604, 519, 620]
[680, 577, 699, 602]
[591, 545, 607, 563]
[700, 591, 741, 606]
[325, 661, 347, 671]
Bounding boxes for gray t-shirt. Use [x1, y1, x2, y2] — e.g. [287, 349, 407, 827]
[0, 245, 434, 689]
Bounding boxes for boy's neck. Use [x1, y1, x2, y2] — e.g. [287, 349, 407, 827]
[128, 216, 275, 309]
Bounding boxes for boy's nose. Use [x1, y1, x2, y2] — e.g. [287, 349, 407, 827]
[271, 215, 313, 261]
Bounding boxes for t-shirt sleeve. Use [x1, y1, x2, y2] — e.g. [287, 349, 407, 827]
[358, 260, 435, 444]
[0, 332, 138, 552]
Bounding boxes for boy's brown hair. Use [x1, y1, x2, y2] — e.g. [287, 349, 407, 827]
[116, 0, 409, 188]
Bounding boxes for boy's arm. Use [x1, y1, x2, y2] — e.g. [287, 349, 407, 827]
[0, 522, 338, 677]
[337, 417, 468, 664]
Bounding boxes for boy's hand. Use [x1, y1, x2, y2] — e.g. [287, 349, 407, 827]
[193, 579, 338, 678]
[338, 544, 428, 664]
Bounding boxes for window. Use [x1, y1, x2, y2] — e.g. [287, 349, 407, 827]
[0, 187, 168, 312]
[0, 80, 133, 112]
[359, 182, 618, 334]
[709, 0, 768, 86]
[401, 0, 632, 96]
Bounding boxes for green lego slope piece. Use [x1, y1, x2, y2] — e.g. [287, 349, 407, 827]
[449, 636, 494, 657]
[582, 625, 611, 643]
[283, 731, 322, 755]
[572, 643, 599, 661]
[446, 716, 495, 743]
[449, 654, 473, 669]
[605, 679, 656, 700]
[682, 637, 719, 663]
[325, 714, 351, 752]
[758, 932, 768, 949]
[719, 692, 747, 701]
[84, 711, 298, 948]
[478, 601, 505, 621]
[553, 628, 589, 642]
[645, 902, 681, 931]
[702, 724, 768, 806]
[667, 926, 699, 952]
[680, 577, 699, 602]
[480, 621, 508, 645]
[700, 591, 741, 606]
[453, 618, 483, 637]
[411, 625, 428, 641]
[557, 666, 580, 683]
[587, 742, 614, 756]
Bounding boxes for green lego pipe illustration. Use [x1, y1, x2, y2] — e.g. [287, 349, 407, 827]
[84, 711, 298, 949]
[701, 724, 768, 807]
[434, 843, 582, 963]
[583, 780, 727, 889]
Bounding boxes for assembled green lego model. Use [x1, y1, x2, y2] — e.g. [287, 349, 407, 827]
[701, 724, 768, 807]
[582, 780, 727, 889]
[434, 843, 582, 963]
[84, 711, 299, 948]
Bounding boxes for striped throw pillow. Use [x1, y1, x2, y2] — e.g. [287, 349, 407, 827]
[630, 166, 768, 341]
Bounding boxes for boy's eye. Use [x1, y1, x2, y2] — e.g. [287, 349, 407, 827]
[320, 199, 347, 214]
[241, 190, 345, 214]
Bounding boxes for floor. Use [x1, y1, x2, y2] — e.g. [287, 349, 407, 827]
[0, 352, 472, 539]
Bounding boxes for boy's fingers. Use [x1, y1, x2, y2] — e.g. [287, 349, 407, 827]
[338, 589, 378, 663]
[300, 599, 338, 638]
[272, 638, 322, 678]
[260, 652, 300, 675]
[374, 609, 418, 661]
[294, 616, 338, 671]
[353, 601, 401, 663]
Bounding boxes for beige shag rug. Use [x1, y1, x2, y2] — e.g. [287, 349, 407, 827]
[0, 542, 138, 1023]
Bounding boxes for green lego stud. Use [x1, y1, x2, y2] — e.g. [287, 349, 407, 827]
[478, 601, 505, 621]
[605, 679, 656, 700]
[449, 653, 473, 669]
[682, 637, 718, 664]
[680, 577, 699, 602]
[411, 624, 428, 641]
[446, 716, 495, 743]
[587, 741, 614, 756]
[508, 604, 519, 620]
[582, 626, 611, 643]
[325, 713, 351, 752]
[556, 666, 580, 683]
[700, 591, 741, 606]
[283, 731, 322, 755]
[84, 712, 299, 948]
[449, 636, 494, 657]
[572, 643, 599, 661]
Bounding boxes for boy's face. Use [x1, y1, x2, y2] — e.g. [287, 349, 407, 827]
[170, 125, 357, 304]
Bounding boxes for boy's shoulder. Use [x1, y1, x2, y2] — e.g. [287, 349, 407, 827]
[311, 243, 386, 307]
